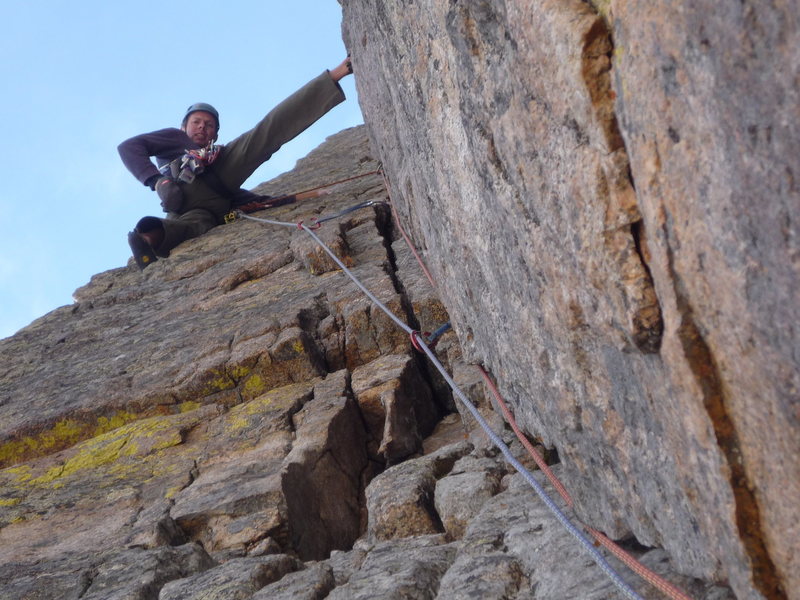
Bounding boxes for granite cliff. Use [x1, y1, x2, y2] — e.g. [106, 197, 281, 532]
[0, 1, 797, 599]
[342, 1, 798, 599]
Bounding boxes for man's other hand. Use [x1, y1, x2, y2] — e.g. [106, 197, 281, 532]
[156, 176, 184, 213]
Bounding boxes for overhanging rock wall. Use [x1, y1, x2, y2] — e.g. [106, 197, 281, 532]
[343, 1, 799, 598]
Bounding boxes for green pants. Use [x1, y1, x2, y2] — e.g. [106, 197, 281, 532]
[144, 71, 345, 257]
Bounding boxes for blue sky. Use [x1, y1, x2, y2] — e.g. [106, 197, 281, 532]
[0, 1, 363, 339]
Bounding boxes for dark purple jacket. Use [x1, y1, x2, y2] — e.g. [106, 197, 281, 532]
[117, 128, 263, 205]
[118, 128, 198, 188]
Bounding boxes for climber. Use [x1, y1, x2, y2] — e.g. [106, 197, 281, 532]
[118, 56, 353, 270]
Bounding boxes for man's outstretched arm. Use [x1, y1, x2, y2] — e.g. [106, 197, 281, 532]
[214, 59, 352, 188]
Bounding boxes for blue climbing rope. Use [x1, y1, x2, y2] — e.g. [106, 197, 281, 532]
[239, 208, 643, 600]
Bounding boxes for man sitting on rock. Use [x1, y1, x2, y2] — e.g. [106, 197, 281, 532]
[118, 57, 353, 270]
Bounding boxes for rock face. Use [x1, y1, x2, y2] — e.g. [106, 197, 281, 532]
[0, 125, 732, 599]
[342, 1, 799, 599]
[0, 127, 442, 596]
[0, 1, 796, 595]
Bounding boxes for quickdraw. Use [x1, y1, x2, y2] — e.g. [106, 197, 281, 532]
[410, 322, 452, 353]
[297, 219, 321, 230]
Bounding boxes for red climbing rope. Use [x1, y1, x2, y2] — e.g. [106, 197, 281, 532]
[293, 169, 382, 199]
[381, 170, 437, 288]
[381, 166, 695, 600]
[477, 366, 695, 600]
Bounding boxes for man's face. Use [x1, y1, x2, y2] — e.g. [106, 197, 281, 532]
[182, 111, 218, 146]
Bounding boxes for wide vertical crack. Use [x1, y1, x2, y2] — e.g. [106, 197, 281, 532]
[373, 191, 457, 417]
[296, 294, 335, 374]
[678, 320, 782, 599]
[663, 223, 785, 599]
[342, 369, 389, 539]
[581, 9, 664, 354]
[581, 18, 625, 153]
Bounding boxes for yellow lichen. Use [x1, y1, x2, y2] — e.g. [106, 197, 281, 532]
[225, 392, 278, 433]
[229, 365, 251, 380]
[0, 411, 142, 468]
[178, 401, 202, 413]
[223, 384, 310, 435]
[242, 374, 267, 397]
[164, 485, 183, 499]
[94, 412, 138, 435]
[27, 415, 187, 487]
[2, 465, 32, 483]
[589, 0, 612, 20]
[31, 438, 126, 486]
[202, 368, 236, 394]
[44, 420, 85, 448]
[243, 396, 275, 415]
[292, 340, 305, 354]
[0, 497, 21, 507]
[226, 414, 253, 433]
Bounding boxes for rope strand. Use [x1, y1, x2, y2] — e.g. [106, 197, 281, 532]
[291, 169, 382, 199]
[381, 171, 437, 288]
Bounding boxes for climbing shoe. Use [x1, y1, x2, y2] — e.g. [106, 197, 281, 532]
[127, 231, 158, 270]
